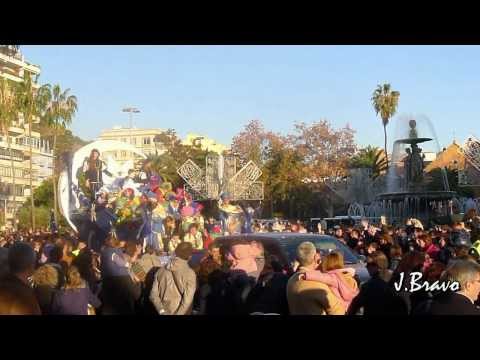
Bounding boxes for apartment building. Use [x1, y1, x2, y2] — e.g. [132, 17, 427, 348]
[97, 126, 167, 166]
[0, 46, 54, 228]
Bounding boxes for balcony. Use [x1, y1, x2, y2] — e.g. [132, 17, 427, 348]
[8, 126, 24, 135]
[0, 53, 40, 74]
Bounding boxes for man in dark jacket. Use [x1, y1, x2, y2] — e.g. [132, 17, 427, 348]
[246, 255, 289, 315]
[414, 260, 480, 315]
[348, 255, 408, 316]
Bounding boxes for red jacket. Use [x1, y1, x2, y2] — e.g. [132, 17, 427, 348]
[426, 243, 440, 261]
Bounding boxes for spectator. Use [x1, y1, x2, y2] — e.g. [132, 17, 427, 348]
[389, 251, 426, 313]
[389, 245, 403, 272]
[162, 216, 177, 253]
[348, 250, 407, 316]
[100, 235, 141, 314]
[302, 250, 359, 314]
[0, 242, 41, 315]
[287, 242, 344, 315]
[149, 242, 197, 315]
[32, 264, 59, 315]
[451, 222, 472, 247]
[414, 260, 480, 315]
[134, 245, 163, 282]
[46, 245, 66, 288]
[347, 229, 361, 250]
[72, 249, 100, 295]
[51, 265, 101, 315]
[437, 236, 453, 265]
[417, 234, 440, 261]
[168, 235, 182, 254]
[379, 234, 393, 261]
[364, 224, 381, 245]
[183, 223, 203, 250]
[366, 242, 378, 255]
[298, 222, 307, 234]
[409, 261, 447, 314]
[246, 254, 289, 315]
[198, 243, 223, 286]
[334, 226, 346, 245]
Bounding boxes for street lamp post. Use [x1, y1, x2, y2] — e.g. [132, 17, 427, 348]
[122, 107, 140, 146]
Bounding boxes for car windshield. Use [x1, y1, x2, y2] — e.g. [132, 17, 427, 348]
[276, 235, 359, 264]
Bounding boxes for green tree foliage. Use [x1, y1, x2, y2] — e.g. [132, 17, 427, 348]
[17, 206, 51, 231]
[428, 168, 475, 197]
[232, 119, 357, 219]
[18, 178, 68, 230]
[32, 177, 54, 207]
[348, 146, 388, 179]
[148, 129, 209, 188]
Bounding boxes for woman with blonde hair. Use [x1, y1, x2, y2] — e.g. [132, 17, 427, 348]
[51, 265, 101, 315]
[32, 264, 59, 315]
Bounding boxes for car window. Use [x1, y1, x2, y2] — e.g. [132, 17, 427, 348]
[278, 236, 358, 264]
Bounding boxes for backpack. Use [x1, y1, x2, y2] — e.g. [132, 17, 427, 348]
[150, 265, 185, 315]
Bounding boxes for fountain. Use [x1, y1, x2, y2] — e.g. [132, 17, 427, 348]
[369, 116, 457, 226]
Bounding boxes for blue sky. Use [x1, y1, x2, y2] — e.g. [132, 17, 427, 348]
[21, 45, 480, 153]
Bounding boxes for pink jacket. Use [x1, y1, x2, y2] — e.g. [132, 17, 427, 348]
[304, 268, 359, 311]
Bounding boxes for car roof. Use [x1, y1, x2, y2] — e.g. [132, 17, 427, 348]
[214, 233, 338, 243]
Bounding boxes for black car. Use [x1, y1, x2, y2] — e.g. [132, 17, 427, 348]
[207, 232, 370, 284]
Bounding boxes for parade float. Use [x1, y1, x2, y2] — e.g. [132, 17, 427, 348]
[58, 141, 264, 251]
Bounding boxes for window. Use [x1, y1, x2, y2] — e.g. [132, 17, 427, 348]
[0, 147, 24, 161]
[121, 151, 127, 158]
[121, 138, 127, 143]
[130, 137, 136, 145]
[0, 166, 23, 178]
[0, 167, 10, 177]
[143, 137, 151, 145]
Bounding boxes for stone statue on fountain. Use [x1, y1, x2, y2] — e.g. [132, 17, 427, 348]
[403, 120, 426, 190]
[411, 143, 425, 183]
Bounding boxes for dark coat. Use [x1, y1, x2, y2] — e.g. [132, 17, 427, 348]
[0, 274, 41, 315]
[413, 292, 480, 315]
[204, 269, 256, 315]
[51, 287, 101, 315]
[347, 274, 408, 316]
[34, 286, 57, 315]
[100, 276, 141, 315]
[246, 271, 289, 315]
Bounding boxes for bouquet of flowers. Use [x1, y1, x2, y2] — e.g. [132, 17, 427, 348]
[115, 188, 142, 226]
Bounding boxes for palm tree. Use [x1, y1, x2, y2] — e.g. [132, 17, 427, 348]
[349, 146, 388, 180]
[15, 72, 50, 230]
[371, 83, 400, 167]
[0, 77, 19, 229]
[43, 84, 78, 226]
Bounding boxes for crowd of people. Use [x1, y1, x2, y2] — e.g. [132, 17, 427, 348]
[2, 206, 480, 315]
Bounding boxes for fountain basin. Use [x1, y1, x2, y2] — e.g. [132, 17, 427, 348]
[374, 191, 457, 226]
[377, 191, 456, 201]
